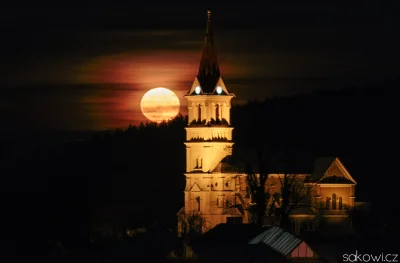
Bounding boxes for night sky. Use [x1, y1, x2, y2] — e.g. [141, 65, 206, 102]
[1, 3, 399, 131]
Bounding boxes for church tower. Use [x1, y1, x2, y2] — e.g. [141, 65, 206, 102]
[180, 9, 242, 230]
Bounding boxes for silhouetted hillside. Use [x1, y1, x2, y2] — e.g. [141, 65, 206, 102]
[232, 79, 398, 206]
[1, 78, 399, 258]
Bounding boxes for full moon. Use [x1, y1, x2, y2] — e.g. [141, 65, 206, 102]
[140, 87, 180, 123]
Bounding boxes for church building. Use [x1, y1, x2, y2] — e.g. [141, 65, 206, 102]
[177, 9, 358, 235]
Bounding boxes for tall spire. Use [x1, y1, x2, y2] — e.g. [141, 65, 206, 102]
[197, 9, 220, 93]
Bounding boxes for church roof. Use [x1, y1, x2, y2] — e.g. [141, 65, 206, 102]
[212, 156, 246, 173]
[318, 176, 355, 184]
[196, 9, 225, 94]
[311, 157, 356, 184]
[311, 157, 336, 181]
[211, 155, 357, 185]
[242, 159, 313, 175]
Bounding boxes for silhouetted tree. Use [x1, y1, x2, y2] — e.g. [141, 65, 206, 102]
[176, 209, 208, 257]
[276, 173, 315, 232]
[243, 152, 271, 226]
[241, 151, 315, 231]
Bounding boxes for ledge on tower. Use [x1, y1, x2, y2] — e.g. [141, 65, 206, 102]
[208, 118, 230, 127]
[189, 137, 230, 142]
[189, 118, 230, 127]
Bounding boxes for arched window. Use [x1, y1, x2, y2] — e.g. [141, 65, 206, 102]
[216, 104, 219, 120]
[339, 197, 343, 210]
[325, 197, 330, 210]
[198, 104, 201, 120]
[196, 196, 200, 211]
[216, 198, 219, 206]
[332, 193, 337, 210]
[195, 158, 202, 169]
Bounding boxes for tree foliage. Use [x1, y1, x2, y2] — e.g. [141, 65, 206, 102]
[276, 173, 315, 231]
[244, 152, 271, 225]
[177, 210, 208, 238]
[242, 151, 315, 231]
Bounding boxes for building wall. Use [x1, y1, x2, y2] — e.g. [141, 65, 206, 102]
[318, 185, 355, 210]
[185, 127, 234, 141]
[289, 183, 356, 235]
[184, 143, 233, 173]
[186, 95, 233, 124]
[184, 173, 242, 228]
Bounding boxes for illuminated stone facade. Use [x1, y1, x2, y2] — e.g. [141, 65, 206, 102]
[289, 157, 357, 235]
[178, 10, 357, 235]
[178, 9, 242, 230]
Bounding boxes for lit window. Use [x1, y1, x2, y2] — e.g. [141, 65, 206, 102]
[198, 104, 201, 120]
[196, 196, 200, 211]
[332, 193, 337, 210]
[325, 197, 330, 210]
[195, 157, 202, 169]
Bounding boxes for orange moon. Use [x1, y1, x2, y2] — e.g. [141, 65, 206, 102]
[140, 87, 180, 123]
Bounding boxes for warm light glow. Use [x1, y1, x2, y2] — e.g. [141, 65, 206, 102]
[140, 87, 180, 122]
[216, 86, 222, 94]
[195, 86, 201, 94]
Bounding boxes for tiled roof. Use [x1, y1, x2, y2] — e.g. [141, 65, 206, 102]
[249, 226, 302, 257]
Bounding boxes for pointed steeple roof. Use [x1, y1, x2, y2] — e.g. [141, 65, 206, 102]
[197, 9, 221, 93]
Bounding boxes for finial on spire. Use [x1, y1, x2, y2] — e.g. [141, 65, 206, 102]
[207, 9, 211, 20]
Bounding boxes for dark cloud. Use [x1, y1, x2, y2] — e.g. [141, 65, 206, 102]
[1, 3, 399, 131]
[0, 82, 190, 131]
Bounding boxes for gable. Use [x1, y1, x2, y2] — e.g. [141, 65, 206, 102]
[190, 182, 202, 192]
[313, 157, 357, 184]
[187, 77, 202, 95]
[289, 241, 315, 259]
[213, 77, 231, 95]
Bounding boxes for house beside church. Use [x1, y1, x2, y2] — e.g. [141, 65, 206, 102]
[169, 224, 337, 262]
